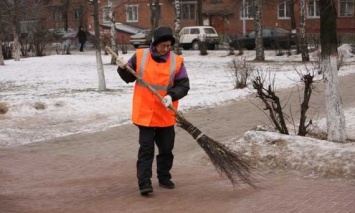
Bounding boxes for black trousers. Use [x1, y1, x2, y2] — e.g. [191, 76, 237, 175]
[136, 125, 175, 186]
[79, 42, 85, 52]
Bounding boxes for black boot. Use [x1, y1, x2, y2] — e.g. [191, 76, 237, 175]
[159, 179, 175, 189]
[139, 183, 153, 195]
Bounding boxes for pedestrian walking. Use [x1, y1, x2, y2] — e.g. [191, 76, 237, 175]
[77, 26, 87, 52]
[116, 26, 190, 196]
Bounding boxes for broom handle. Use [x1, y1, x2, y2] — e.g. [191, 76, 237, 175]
[105, 46, 185, 120]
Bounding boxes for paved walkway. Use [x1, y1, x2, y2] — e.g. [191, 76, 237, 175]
[0, 74, 355, 213]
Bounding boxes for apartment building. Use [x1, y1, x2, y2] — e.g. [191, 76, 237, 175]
[93, 0, 354, 36]
[19, 0, 355, 43]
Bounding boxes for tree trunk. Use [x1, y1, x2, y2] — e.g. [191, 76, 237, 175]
[149, 0, 160, 30]
[320, 0, 346, 142]
[154, 0, 160, 29]
[299, 0, 309, 61]
[108, 0, 117, 64]
[254, 0, 264, 61]
[12, 24, 21, 61]
[149, 0, 154, 29]
[173, 0, 182, 55]
[289, 0, 300, 53]
[12, 0, 21, 61]
[0, 12, 4, 65]
[0, 37, 4, 65]
[93, 0, 106, 91]
[63, 0, 70, 31]
[289, 0, 296, 33]
[197, 0, 202, 25]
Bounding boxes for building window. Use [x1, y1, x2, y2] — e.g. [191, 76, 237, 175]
[20, 20, 38, 34]
[240, 1, 255, 20]
[307, 0, 320, 18]
[278, 1, 290, 19]
[126, 5, 138, 22]
[339, 0, 354, 17]
[103, 6, 110, 23]
[74, 8, 82, 21]
[53, 6, 63, 21]
[181, 2, 195, 20]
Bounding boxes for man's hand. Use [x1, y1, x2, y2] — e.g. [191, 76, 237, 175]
[162, 95, 172, 108]
[116, 57, 127, 69]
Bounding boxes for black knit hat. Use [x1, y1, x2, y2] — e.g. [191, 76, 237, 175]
[152, 26, 175, 46]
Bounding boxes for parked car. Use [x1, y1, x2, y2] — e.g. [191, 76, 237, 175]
[129, 29, 152, 48]
[179, 26, 219, 50]
[229, 27, 297, 50]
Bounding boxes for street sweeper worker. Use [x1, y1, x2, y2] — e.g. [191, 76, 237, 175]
[116, 26, 190, 196]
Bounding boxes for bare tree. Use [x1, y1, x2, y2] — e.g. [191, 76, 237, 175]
[288, 0, 301, 53]
[252, 73, 289, 135]
[298, 72, 314, 136]
[173, 0, 182, 55]
[6, 0, 22, 61]
[230, 57, 252, 89]
[108, 0, 118, 64]
[0, 35, 4, 65]
[253, 0, 264, 61]
[74, 0, 90, 27]
[289, 0, 297, 34]
[22, 1, 55, 56]
[0, 1, 5, 65]
[320, 0, 346, 142]
[149, 0, 160, 29]
[62, 0, 71, 31]
[197, 0, 202, 25]
[92, 0, 107, 91]
[299, 0, 309, 61]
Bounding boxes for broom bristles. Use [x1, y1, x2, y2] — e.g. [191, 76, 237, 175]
[177, 116, 257, 188]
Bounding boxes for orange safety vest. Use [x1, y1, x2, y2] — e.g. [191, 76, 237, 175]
[132, 49, 184, 127]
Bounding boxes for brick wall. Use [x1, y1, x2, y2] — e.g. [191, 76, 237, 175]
[38, 0, 354, 43]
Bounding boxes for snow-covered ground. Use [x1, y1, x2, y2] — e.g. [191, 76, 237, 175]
[1, 45, 355, 178]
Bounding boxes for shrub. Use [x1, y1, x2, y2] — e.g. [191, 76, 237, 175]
[0, 102, 9, 114]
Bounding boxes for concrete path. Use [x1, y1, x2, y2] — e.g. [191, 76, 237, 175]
[1, 74, 355, 213]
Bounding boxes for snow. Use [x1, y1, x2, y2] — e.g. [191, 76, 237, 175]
[1, 45, 355, 178]
[228, 130, 355, 179]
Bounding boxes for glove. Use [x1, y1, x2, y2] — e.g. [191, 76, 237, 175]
[116, 57, 127, 69]
[162, 95, 172, 108]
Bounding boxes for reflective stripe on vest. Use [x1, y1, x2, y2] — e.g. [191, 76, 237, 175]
[138, 48, 176, 91]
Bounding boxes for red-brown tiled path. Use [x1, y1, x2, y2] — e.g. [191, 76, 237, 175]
[1, 74, 355, 213]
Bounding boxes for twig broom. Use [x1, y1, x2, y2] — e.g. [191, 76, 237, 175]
[105, 46, 256, 188]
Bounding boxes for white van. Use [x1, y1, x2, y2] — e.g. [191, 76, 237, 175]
[179, 26, 219, 50]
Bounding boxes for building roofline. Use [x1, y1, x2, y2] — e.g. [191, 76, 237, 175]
[100, 23, 145, 34]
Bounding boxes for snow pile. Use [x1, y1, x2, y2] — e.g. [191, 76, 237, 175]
[229, 131, 355, 179]
[338, 43, 355, 59]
